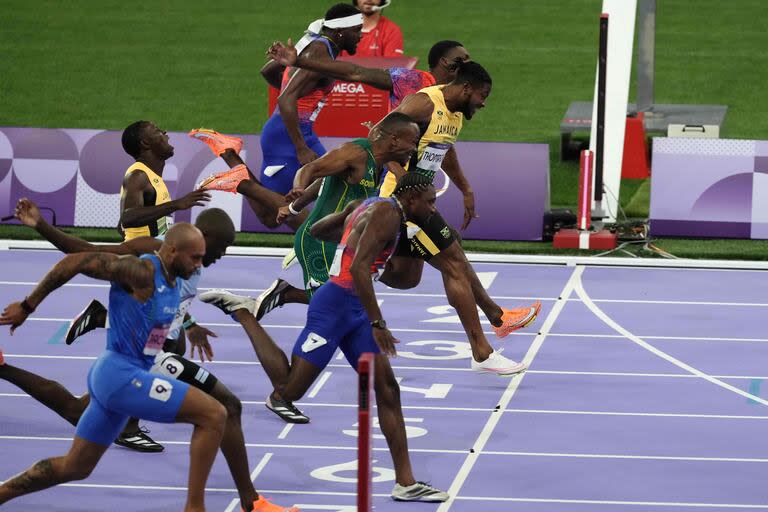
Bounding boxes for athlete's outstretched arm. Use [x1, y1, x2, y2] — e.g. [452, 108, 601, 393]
[309, 199, 362, 243]
[15, 198, 160, 256]
[442, 146, 475, 230]
[388, 92, 434, 132]
[268, 39, 394, 90]
[260, 59, 285, 90]
[0, 253, 152, 333]
[277, 41, 335, 166]
[292, 143, 366, 191]
[120, 171, 210, 229]
[276, 178, 323, 224]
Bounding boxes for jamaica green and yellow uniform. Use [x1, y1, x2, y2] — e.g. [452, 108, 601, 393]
[295, 138, 380, 296]
[119, 162, 171, 240]
[379, 84, 463, 197]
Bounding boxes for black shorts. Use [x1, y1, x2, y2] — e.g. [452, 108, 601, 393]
[395, 211, 457, 261]
[150, 352, 219, 394]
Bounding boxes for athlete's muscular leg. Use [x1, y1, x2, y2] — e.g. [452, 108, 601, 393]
[220, 149, 308, 231]
[373, 354, 416, 486]
[231, 309, 320, 402]
[0, 364, 88, 426]
[0, 436, 107, 504]
[429, 242, 503, 327]
[174, 386, 227, 512]
[428, 244, 494, 361]
[429, 242, 505, 327]
[378, 256, 424, 290]
[207, 380, 259, 510]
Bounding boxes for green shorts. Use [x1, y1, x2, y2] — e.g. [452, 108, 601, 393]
[294, 227, 338, 298]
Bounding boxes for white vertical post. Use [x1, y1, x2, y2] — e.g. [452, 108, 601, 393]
[589, 0, 637, 223]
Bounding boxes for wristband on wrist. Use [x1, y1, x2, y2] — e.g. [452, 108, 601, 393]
[21, 298, 36, 314]
[182, 316, 197, 329]
[287, 202, 301, 216]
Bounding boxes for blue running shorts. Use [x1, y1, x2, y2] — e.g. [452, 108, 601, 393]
[76, 350, 190, 446]
[292, 282, 380, 370]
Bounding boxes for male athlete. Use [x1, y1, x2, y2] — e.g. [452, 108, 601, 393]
[119, 120, 210, 239]
[0, 224, 225, 512]
[258, 3, 363, 193]
[196, 113, 420, 423]
[203, 173, 449, 502]
[267, 38, 468, 110]
[8, 199, 297, 511]
[188, 40, 468, 231]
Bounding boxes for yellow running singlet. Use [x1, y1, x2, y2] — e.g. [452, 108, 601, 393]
[380, 85, 464, 197]
[119, 162, 171, 240]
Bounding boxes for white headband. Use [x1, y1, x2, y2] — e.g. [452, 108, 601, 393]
[294, 14, 363, 55]
[322, 13, 364, 29]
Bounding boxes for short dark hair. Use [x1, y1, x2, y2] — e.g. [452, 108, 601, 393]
[326, 2, 360, 20]
[121, 121, 151, 158]
[195, 208, 235, 241]
[377, 112, 416, 133]
[428, 40, 464, 69]
[392, 172, 433, 198]
[453, 61, 492, 88]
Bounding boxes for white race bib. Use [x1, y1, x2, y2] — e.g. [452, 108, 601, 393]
[328, 243, 346, 277]
[144, 325, 170, 356]
[416, 143, 450, 173]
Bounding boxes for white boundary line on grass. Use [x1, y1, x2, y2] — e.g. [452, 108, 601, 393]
[436, 265, 584, 511]
[3, 239, 768, 270]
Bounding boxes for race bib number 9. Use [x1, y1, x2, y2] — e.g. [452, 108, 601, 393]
[144, 325, 170, 356]
[416, 143, 450, 174]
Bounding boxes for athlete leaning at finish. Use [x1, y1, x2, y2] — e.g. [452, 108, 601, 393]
[197, 113, 420, 424]
[261, 55, 541, 373]
[8, 199, 296, 512]
[257, 3, 363, 194]
[0, 224, 228, 512]
[202, 173, 450, 502]
[186, 40, 469, 239]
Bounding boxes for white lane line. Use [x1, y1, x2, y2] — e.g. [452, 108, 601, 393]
[250, 452, 272, 481]
[549, 333, 768, 343]
[3, 278, 768, 307]
[505, 408, 768, 420]
[436, 265, 584, 512]
[479, 451, 768, 463]
[307, 371, 332, 398]
[454, 496, 768, 508]
[4, 353, 768, 380]
[574, 271, 768, 407]
[2, 394, 768, 418]
[0, 436, 463, 454]
[20, 316, 768, 342]
[223, 499, 240, 512]
[0, 479, 384, 497]
[277, 424, 294, 440]
[5, 432, 765, 464]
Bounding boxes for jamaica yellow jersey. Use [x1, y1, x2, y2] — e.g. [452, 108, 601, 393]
[380, 84, 464, 196]
[119, 162, 171, 240]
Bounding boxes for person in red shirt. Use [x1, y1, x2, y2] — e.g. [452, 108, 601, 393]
[343, 0, 403, 57]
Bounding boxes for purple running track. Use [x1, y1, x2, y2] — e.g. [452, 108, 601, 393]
[1, 250, 768, 511]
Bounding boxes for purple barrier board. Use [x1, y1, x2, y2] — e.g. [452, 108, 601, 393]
[650, 137, 768, 239]
[0, 126, 549, 240]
